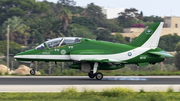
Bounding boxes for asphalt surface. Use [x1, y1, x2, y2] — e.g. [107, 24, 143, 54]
[0, 76, 180, 85]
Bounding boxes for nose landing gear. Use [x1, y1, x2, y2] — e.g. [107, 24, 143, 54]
[30, 69, 35, 75]
[30, 61, 36, 75]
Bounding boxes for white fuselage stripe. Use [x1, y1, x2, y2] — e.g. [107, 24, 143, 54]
[14, 55, 70, 60]
[70, 47, 150, 61]
[15, 47, 150, 61]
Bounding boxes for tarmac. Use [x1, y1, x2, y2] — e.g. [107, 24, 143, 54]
[0, 76, 180, 92]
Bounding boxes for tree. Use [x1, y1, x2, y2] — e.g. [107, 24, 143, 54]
[140, 11, 143, 16]
[26, 13, 63, 41]
[117, 8, 142, 27]
[113, 34, 128, 44]
[175, 52, 180, 70]
[59, 8, 72, 32]
[2, 16, 31, 45]
[105, 21, 122, 32]
[0, 41, 22, 55]
[67, 24, 96, 38]
[93, 29, 114, 42]
[58, 0, 76, 6]
[81, 3, 106, 27]
[143, 16, 163, 22]
[0, 0, 49, 24]
[72, 16, 97, 30]
[175, 41, 180, 69]
[159, 33, 180, 51]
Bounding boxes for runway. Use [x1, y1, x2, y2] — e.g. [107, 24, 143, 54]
[0, 76, 180, 85]
[1, 76, 180, 92]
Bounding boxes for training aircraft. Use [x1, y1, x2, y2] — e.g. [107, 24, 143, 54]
[14, 22, 173, 80]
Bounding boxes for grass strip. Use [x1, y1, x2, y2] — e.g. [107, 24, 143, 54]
[0, 87, 180, 101]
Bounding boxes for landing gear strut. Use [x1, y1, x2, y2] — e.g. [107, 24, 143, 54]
[88, 62, 103, 80]
[30, 61, 36, 75]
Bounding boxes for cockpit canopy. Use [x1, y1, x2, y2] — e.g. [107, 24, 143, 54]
[35, 37, 81, 50]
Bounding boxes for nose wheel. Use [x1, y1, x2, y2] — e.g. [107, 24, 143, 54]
[30, 61, 36, 75]
[30, 69, 35, 75]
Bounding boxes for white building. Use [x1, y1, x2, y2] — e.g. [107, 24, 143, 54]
[80, 6, 125, 19]
[102, 7, 125, 19]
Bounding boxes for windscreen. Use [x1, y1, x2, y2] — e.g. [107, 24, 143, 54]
[35, 38, 63, 49]
[46, 38, 63, 48]
[35, 43, 46, 50]
[35, 37, 81, 49]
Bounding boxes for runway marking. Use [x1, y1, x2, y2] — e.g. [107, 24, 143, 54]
[102, 77, 147, 81]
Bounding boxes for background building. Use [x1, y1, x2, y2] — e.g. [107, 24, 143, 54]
[120, 16, 180, 38]
[101, 7, 125, 19]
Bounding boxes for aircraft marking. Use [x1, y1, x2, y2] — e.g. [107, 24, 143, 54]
[128, 52, 132, 56]
[54, 49, 60, 51]
[61, 50, 66, 55]
[42, 52, 50, 55]
[145, 29, 153, 34]
[140, 57, 146, 59]
[68, 46, 73, 49]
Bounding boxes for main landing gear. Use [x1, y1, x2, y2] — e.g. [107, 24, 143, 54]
[88, 62, 103, 80]
[88, 71, 103, 80]
[30, 61, 36, 75]
[88, 71, 95, 78]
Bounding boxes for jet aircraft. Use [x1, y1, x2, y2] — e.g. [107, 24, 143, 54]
[14, 22, 173, 80]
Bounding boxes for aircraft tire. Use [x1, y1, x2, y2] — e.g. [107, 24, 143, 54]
[96, 72, 103, 80]
[30, 69, 35, 75]
[88, 71, 95, 78]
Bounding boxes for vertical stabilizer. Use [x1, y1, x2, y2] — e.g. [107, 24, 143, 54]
[128, 22, 164, 49]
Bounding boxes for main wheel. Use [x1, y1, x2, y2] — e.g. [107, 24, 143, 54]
[96, 72, 103, 80]
[88, 71, 95, 78]
[30, 69, 35, 75]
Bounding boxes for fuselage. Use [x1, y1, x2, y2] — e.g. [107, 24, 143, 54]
[14, 37, 164, 64]
[13, 22, 173, 80]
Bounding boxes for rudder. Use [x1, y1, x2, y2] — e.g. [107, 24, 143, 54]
[128, 22, 164, 49]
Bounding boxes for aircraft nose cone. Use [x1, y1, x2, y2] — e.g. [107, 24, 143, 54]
[14, 55, 18, 59]
[14, 53, 24, 59]
[14, 55, 20, 59]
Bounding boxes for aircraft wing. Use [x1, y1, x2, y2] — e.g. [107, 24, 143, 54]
[148, 51, 174, 57]
[80, 59, 123, 63]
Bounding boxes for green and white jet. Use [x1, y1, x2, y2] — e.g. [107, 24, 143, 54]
[14, 22, 173, 80]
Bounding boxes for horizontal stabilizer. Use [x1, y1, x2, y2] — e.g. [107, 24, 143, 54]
[149, 51, 174, 57]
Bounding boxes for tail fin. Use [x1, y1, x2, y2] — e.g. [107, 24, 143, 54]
[128, 22, 164, 49]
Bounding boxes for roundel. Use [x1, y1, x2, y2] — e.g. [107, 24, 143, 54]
[128, 52, 132, 56]
[145, 29, 153, 34]
[61, 50, 66, 55]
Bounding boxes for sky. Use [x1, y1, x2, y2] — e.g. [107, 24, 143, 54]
[38, 0, 180, 16]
